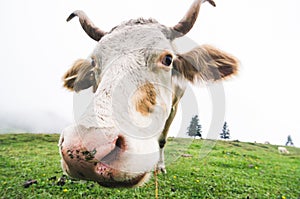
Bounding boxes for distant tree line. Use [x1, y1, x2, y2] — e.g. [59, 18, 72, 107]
[186, 115, 231, 140]
[187, 116, 297, 145]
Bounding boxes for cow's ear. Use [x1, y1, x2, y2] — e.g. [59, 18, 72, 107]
[173, 45, 238, 83]
[63, 59, 96, 92]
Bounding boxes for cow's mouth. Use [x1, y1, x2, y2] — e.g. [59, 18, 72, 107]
[95, 162, 149, 188]
[59, 128, 154, 188]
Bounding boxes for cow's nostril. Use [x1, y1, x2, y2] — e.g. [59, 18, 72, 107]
[115, 136, 126, 151]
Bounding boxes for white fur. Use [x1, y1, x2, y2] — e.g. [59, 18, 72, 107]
[278, 147, 290, 154]
[60, 25, 180, 184]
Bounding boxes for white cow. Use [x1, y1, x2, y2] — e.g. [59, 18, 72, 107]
[278, 147, 290, 154]
[59, 0, 238, 187]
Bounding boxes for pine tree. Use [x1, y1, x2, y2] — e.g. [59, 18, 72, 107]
[187, 115, 202, 138]
[220, 121, 230, 139]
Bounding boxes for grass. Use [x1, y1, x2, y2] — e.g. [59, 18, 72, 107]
[0, 134, 299, 199]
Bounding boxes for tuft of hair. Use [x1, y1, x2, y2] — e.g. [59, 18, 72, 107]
[173, 45, 239, 83]
[62, 59, 91, 91]
[108, 18, 159, 34]
[202, 45, 238, 79]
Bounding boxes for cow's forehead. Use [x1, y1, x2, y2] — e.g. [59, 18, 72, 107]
[92, 20, 174, 65]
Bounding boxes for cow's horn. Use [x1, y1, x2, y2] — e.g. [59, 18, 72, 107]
[67, 10, 106, 41]
[171, 0, 216, 38]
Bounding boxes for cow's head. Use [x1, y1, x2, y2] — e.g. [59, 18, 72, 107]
[59, 0, 238, 188]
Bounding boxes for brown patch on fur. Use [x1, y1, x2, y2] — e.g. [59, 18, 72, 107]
[133, 82, 156, 116]
[173, 45, 238, 83]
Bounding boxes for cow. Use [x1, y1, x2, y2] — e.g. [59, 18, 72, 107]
[59, 0, 239, 188]
[278, 147, 290, 154]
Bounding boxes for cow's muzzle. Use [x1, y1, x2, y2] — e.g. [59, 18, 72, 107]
[58, 125, 150, 187]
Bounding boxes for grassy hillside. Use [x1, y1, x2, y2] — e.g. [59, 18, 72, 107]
[0, 134, 299, 199]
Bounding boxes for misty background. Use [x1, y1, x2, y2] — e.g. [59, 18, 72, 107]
[0, 0, 299, 147]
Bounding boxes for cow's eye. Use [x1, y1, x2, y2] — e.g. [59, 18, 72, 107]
[161, 54, 173, 66]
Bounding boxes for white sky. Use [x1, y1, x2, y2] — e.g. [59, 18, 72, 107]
[0, 0, 299, 146]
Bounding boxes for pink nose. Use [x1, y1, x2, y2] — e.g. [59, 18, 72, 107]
[59, 128, 126, 180]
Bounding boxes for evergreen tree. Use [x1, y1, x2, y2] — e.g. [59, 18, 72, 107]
[220, 121, 230, 139]
[187, 115, 202, 138]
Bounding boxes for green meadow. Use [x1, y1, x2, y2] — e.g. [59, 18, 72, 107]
[0, 134, 299, 199]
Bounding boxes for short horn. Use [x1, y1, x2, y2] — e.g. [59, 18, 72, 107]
[171, 0, 216, 38]
[67, 10, 106, 41]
